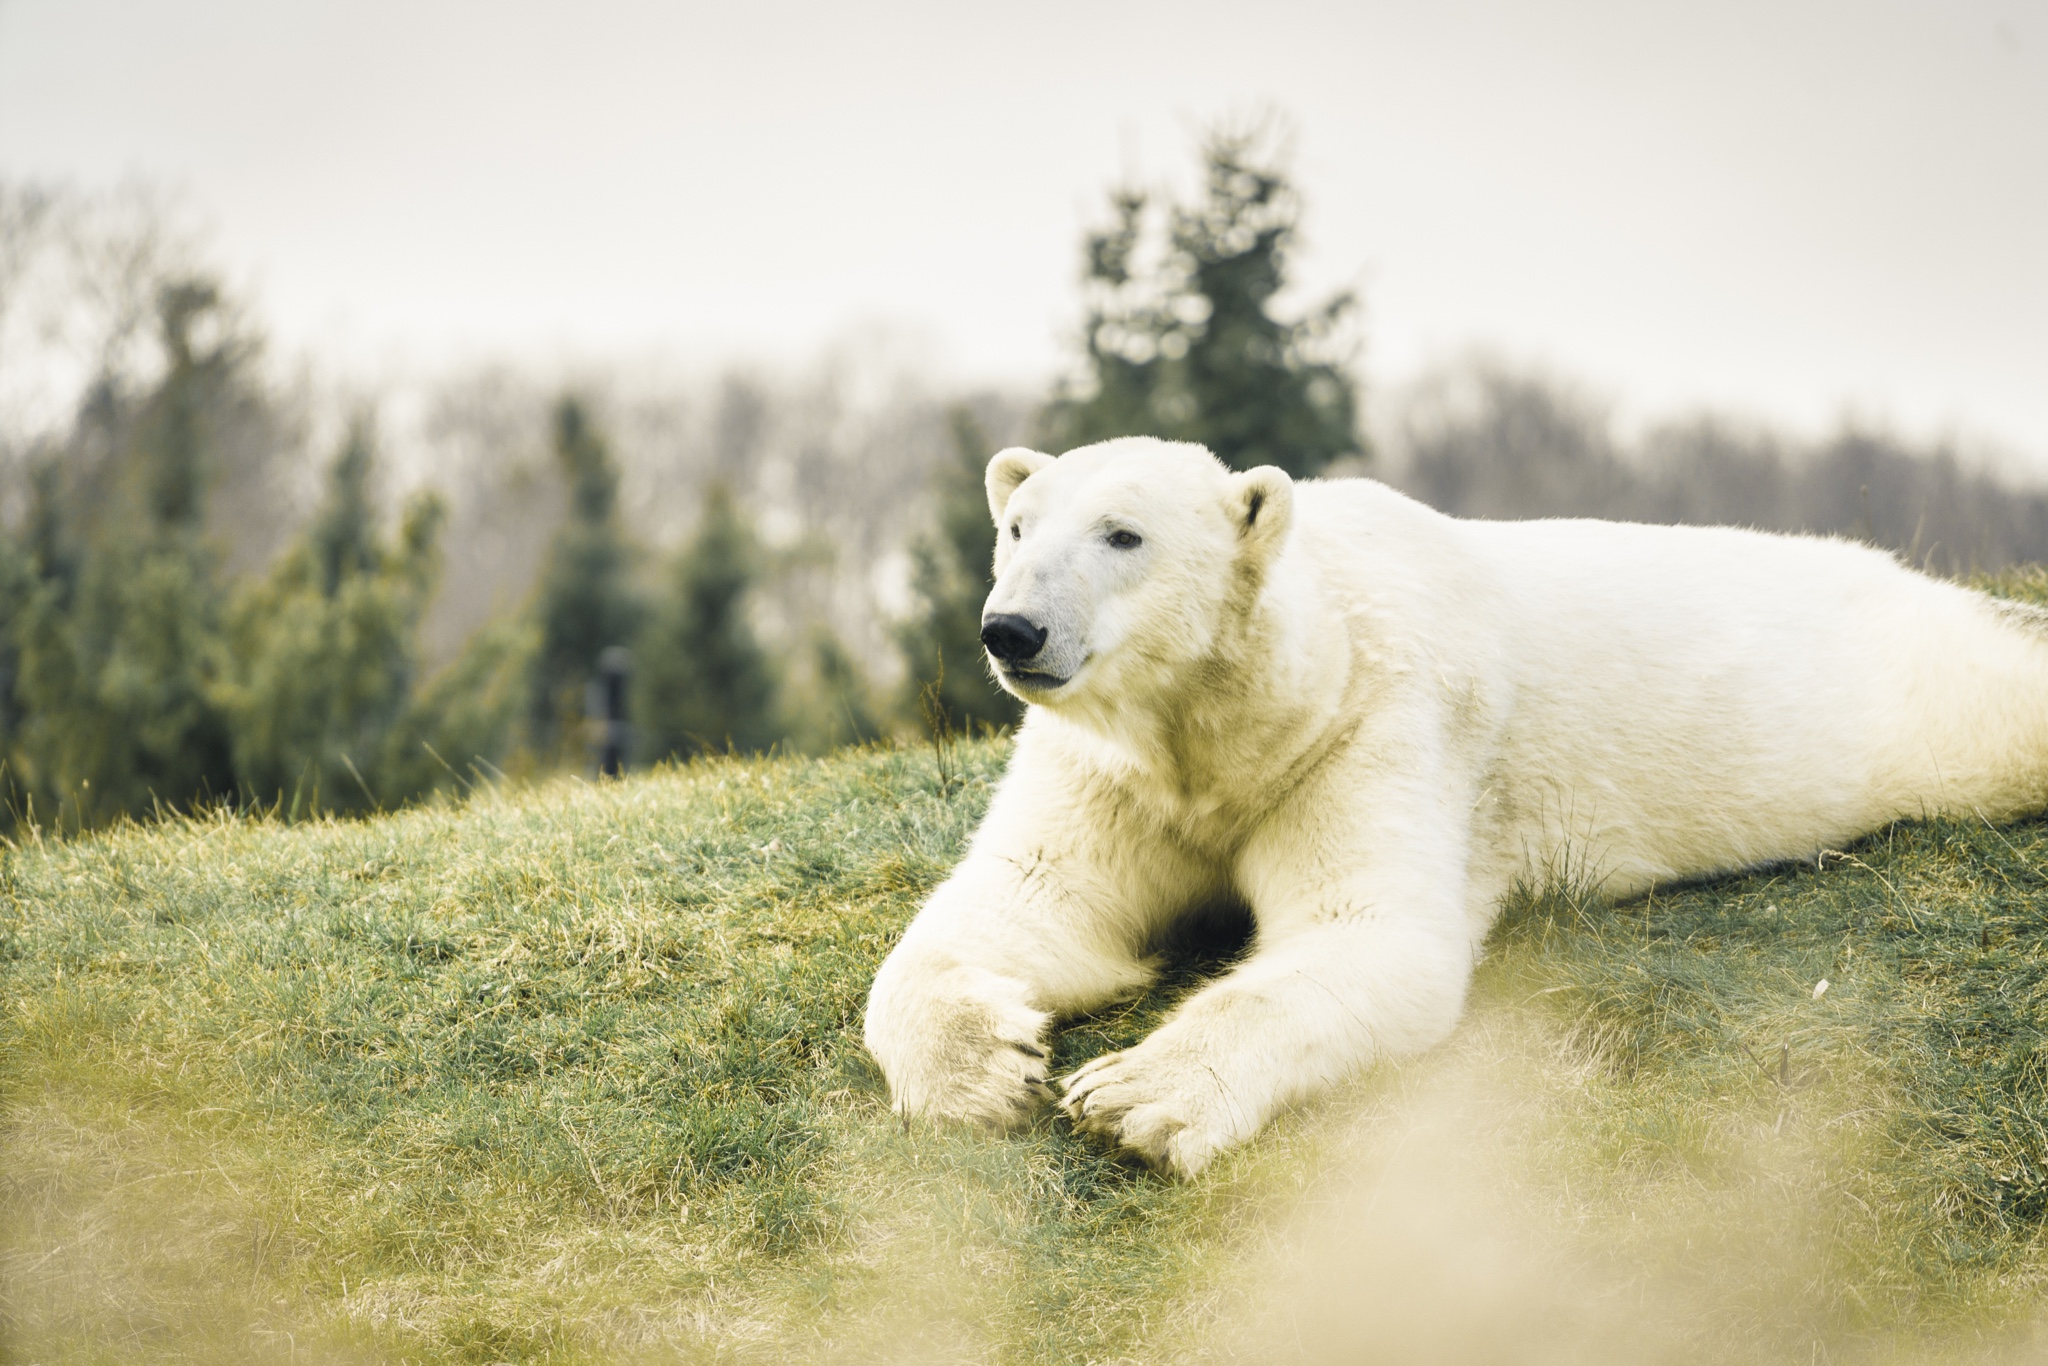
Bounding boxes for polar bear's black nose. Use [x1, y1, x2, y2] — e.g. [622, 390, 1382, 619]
[980, 613, 1049, 664]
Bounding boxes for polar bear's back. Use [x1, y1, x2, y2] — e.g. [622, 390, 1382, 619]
[1292, 477, 2048, 897]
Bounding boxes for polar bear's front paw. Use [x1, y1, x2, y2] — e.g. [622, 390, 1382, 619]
[1058, 1041, 1246, 1178]
[878, 992, 1055, 1132]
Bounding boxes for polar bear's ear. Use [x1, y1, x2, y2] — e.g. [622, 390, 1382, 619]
[985, 447, 1055, 523]
[1227, 465, 1294, 562]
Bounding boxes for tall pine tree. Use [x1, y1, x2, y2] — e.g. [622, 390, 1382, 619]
[214, 418, 447, 813]
[635, 482, 778, 761]
[529, 396, 643, 758]
[1042, 127, 1363, 478]
[10, 278, 239, 826]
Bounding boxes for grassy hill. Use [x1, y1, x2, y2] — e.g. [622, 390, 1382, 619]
[7, 718, 2048, 1361]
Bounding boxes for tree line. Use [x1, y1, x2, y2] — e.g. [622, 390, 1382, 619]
[0, 127, 1364, 830]
[1384, 363, 2048, 573]
[5, 123, 2041, 832]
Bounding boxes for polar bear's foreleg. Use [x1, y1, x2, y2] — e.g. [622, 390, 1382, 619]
[1059, 909, 1473, 1175]
[1061, 772, 1477, 1176]
[865, 797, 1209, 1131]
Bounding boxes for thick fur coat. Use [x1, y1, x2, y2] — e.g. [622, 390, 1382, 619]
[864, 436, 2048, 1176]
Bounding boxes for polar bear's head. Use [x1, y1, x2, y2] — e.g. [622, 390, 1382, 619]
[978, 437, 1293, 709]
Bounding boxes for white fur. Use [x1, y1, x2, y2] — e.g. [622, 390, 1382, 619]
[864, 437, 2048, 1176]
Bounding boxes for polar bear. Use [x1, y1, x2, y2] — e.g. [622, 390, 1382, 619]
[864, 436, 2048, 1177]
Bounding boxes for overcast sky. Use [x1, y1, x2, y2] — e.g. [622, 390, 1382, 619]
[2, 0, 2044, 458]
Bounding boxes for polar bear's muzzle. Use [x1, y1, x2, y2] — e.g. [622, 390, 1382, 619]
[981, 612, 1075, 690]
[980, 613, 1047, 664]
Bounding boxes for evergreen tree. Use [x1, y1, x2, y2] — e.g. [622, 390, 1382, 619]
[896, 406, 1019, 732]
[143, 281, 221, 526]
[380, 615, 539, 794]
[0, 271, 533, 829]
[636, 482, 778, 761]
[310, 419, 379, 595]
[806, 629, 879, 749]
[9, 278, 240, 826]
[529, 396, 643, 756]
[1042, 128, 1363, 479]
[780, 628, 881, 755]
[0, 531, 34, 787]
[214, 418, 446, 813]
[1, 462, 80, 803]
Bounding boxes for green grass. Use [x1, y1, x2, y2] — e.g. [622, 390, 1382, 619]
[7, 710, 2048, 1359]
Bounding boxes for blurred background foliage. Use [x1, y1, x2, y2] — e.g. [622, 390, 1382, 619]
[1, 128, 2046, 831]
[1040, 126, 1363, 479]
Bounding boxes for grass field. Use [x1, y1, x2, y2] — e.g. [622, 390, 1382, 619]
[9, 660, 2048, 1360]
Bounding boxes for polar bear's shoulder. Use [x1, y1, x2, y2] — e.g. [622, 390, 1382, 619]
[1285, 475, 1472, 579]
[1292, 473, 1438, 517]
[1290, 475, 1458, 543]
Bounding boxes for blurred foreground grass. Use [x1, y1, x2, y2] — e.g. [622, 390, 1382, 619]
[9, 634, 2048, 1359]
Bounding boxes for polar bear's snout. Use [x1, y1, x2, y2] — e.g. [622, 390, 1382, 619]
[982, 548, 1096, 690]
[980, 613, 1048, 664]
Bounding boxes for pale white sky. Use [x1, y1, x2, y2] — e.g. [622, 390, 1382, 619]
[2, 0, 2044, 457]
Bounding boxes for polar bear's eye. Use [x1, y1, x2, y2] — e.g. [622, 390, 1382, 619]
[1108, 529, 1142, 550]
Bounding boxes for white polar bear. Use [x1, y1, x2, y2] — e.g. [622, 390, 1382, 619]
[864, 436, 2048, 1177]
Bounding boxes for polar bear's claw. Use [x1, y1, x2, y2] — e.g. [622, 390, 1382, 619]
[898, 1003, 1055, 1131]
[866, 957, 1059, 1130]
[1057, 1047, 1229, 1178]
